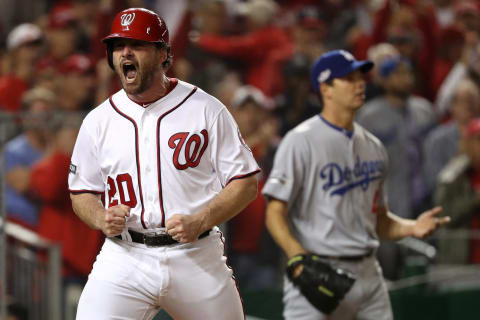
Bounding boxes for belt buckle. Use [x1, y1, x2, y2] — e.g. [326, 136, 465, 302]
[143, 229, 168, 247]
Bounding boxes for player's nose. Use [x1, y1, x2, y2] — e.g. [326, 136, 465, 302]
[120, 45, 134, 57]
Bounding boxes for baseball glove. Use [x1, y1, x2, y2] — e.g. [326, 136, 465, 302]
[286, 254, 356, 315]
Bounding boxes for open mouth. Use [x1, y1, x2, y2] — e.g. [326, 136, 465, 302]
[122, 63, 137, 83]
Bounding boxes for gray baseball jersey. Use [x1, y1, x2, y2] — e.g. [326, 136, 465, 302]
[262, 114, 389, 256]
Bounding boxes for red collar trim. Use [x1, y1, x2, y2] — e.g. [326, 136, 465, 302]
[128, 78, 179, 107]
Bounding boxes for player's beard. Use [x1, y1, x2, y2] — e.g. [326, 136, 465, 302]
[118, 59, 160, 95]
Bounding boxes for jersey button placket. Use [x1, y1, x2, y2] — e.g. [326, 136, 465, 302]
[147, 112, 161, 226]
[141, 110, 155, 226]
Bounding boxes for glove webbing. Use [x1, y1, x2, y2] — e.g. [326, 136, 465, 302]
[287, 254, 335, 297]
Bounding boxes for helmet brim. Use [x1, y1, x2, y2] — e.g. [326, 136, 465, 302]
[102, 33, 165, 44]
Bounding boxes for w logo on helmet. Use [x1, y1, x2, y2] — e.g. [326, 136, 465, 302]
[120, 13, 136, 30]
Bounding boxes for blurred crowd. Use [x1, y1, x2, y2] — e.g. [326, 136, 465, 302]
[2, 0, 480, 302]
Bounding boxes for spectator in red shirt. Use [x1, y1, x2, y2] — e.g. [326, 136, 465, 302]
[193, 0, 292, 97]
[431, 26, 465, 98]
[36, 3, 82, 82]
[57, 54, 96, 112]
[31, 113, 103, 278]
[227, 85, 280, 289]
[0, 23, 44, 112]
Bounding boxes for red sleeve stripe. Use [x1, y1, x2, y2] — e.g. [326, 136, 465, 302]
[226, 169, 261, 186]
[69, 189, 104, 195]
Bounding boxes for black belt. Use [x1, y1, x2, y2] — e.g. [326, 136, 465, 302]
[115, 229, 212, 247]
[316, 251, 373, 262]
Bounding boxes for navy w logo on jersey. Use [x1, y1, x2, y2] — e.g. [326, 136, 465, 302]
[320, 156, 385, 196]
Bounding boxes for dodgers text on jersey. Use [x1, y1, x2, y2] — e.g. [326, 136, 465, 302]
[320, 156, 385, 196]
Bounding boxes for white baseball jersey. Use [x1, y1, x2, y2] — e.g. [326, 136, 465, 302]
[68, 79, 260, 231]
[262, 114, 389, 256]
[70, 79, 257, 319]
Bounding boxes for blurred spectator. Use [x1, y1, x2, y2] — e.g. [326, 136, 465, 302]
[57, 54, 96, 111]
[36, 3, 81, 76]
[272, 6, 326, 106]
[30, 113, 103, 279]
[433, 0, 455, 27]
[212, 72, 243, 107]
[267, 5, 326, 137]
[289, 6, 326, 64]
[230, 85, 278, 167]
[435, 1, 480, 118]
[434, 118, 480, 264]
[228, 85, 279, 290]
[329, 0, 382, 59]
[371, 0, 439, 100]
[366, 42, 400, 100]
[192, 0, 292, 97]
[357, 55, 438, 279]
[71, 0, 101, 51]
[453, 0, 480, 34]
[94, 57, 117, 105]
[358, 56, 436, 219]
[275, 54, 322, 136]
[431, 25, 465, 98]
[424, 79, 480, 200]
[0, 23, 44, 112]
[5, 87, 56, 229]
[178, 0, 233, 93]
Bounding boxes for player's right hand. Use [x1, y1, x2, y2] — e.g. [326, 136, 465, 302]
[101, 204, 130, 237]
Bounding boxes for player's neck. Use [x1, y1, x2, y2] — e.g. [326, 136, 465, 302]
[321, 108, 355, 131]
[126, 75, 172, 105]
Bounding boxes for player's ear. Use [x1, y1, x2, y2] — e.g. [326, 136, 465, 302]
[156, 43, 172, 70]
[319, 82, 331, 100]
[158, 47, 167, 65]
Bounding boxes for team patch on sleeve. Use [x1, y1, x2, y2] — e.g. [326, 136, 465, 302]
[69, 163, 77, 175]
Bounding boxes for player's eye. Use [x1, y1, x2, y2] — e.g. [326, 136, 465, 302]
[113, 42, 125, 50]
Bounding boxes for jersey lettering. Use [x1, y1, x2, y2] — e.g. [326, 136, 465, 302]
[320, 156, 385, 196]
[168, 130, 209, 170]
[107, 173, 137, 207]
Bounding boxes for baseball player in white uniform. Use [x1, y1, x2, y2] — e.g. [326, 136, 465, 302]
[68, 8, 260, 320]
[262, 50, 450, 320]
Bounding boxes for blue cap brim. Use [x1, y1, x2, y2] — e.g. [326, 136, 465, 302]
[355, 60, 374, 73]
[335, 60, 374, 78]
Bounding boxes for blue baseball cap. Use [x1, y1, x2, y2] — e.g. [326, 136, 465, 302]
[311, 49, 374, 92]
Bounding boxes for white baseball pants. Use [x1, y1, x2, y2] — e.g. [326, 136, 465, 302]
[76, 229, 244, 320]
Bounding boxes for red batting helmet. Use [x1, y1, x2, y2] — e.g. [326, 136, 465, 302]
[102, 8, 169, 69]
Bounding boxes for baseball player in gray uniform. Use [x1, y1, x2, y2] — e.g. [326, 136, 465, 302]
[262, 49, 450, 320]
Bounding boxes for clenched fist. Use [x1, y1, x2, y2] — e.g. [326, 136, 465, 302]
[166, 214, 204, 243]
[101, 204, 130, 237]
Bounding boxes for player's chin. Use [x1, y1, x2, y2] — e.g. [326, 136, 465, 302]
[353, 96, 365, 108]
[122, 79, 141, 94]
